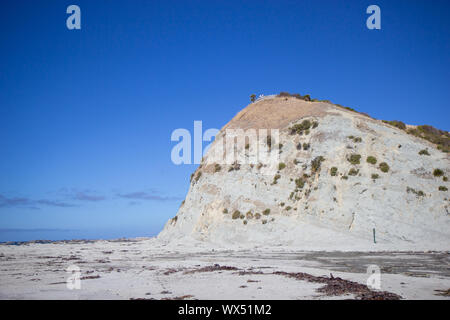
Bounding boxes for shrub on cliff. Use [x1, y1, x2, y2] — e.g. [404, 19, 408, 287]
[366, 156, 377, 165]
[379, 162, 390, 173]
[330, 167, 338, 176]
[347, 154, 361, 165]
[418, 149, 430, 156]
[311, 156, 325, 173]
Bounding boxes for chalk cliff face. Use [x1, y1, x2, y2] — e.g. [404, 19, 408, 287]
[159, 96, 450, 250]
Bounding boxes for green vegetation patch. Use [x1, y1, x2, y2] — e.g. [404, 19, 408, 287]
[406, 187, 425, 197]
[347, 154, 361, 165]
[407, 125, 450, 153]
[418, 149, 430, 156]
[330, 167, 338, 176]
[311, 156, 325, 173]
[382, 120, 406, 130]
[295, 177, 306, 189]
[379, 162, 390, 173]
[366, 156, 377, 165]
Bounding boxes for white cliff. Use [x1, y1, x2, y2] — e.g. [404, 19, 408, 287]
[159, 96, 450, 251]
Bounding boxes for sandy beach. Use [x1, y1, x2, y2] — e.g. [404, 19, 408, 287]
[0, 238, 448, 300]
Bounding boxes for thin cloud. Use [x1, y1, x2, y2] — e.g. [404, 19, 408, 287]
[117, 191, 182, 202]
[55, 188, 106, 202]
[73, 192, 106, 202]
[0, 194, 76, 209]
[0, 228, 77, 233]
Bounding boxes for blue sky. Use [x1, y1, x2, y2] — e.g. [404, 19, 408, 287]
[0, 0, 449, 241]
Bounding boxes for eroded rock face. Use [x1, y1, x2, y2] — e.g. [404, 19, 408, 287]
[159, 96, 450, 250]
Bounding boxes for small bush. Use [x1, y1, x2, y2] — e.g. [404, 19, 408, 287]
[406, 125, 450, 153]
[243, 220, 247, 225]
[312, 121, 318, 128]
[262, 219, 267, 225]
[379, 162, 390, 173]
[285, 206, 292, 211]
[433, 169, 444, 177]
[347, 154, 361, 165]
[418, 149, 430, 156]
[366, 156, 377, 165]
[443, 176, 448, 182]
[295, 177, 305, 188]
[382, 120, 406, 130]
[290, 120, 312, 134]
[296, 143, 302, 150]
[195, 171, 202, 182]
[311, 156, 325, 173]
[406, 187, 425, 197]
[341, 175, 348, 180]
[438, 186, 448, 191]
[278, 163, 286, 170]
[371, 173, 379, 180]
[348, 168, 359, 176]
[232, 210, 241, 219]
[272, 174, 281, 184]
[250, 94, 256, 102]
[246, 211, 254, 219]
[302, 143, 310, 151]
[214, 164, 222, 172]
[330, 167, 338, 176]
[263, 208, 271, 215]
[254, 213, 261, 219]
[223, 208, 228, 214]
[240, 214, 245, 219]
[353, 137, 362, 143]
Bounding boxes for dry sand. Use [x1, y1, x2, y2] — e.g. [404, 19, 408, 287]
[0, 238, 448, 300]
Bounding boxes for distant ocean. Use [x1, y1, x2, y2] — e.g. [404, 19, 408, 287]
[0, 228, 158, 244]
